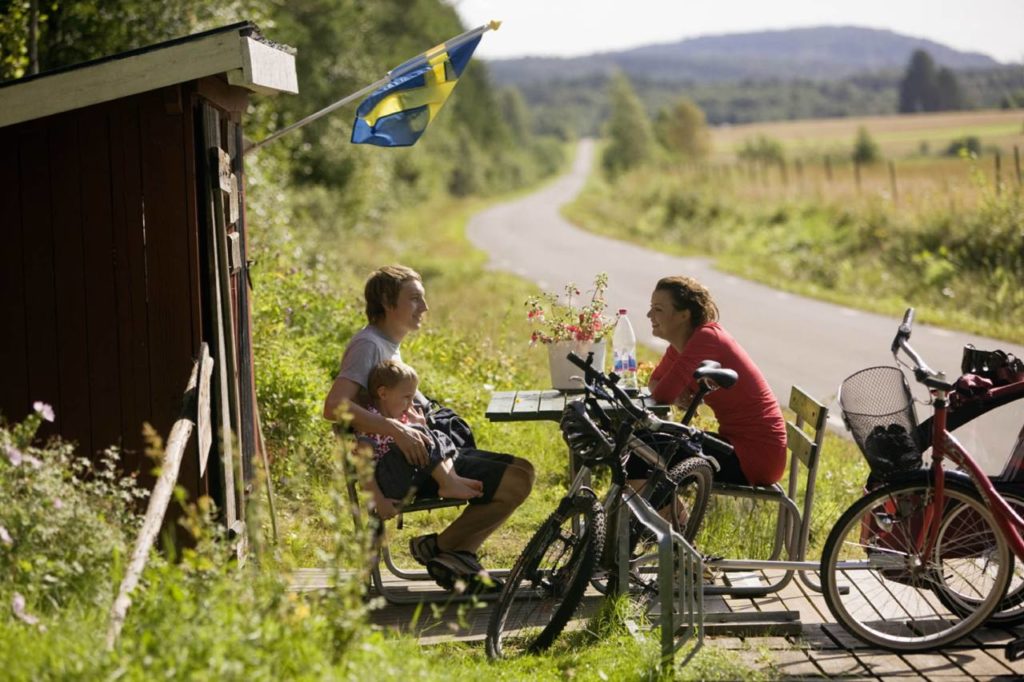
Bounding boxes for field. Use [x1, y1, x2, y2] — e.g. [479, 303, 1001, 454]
[710, 108, 1024, 160]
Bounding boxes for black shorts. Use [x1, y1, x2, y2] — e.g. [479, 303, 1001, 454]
[415, 448, 516, 505]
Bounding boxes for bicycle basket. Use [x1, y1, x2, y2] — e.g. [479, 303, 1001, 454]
[839, 366, 923, 479]
[560, 400, 614, 466]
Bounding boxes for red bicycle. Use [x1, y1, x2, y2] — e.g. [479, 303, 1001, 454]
[821, 309, 1024, 658]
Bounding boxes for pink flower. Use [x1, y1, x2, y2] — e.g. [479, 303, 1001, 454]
[32, 402, 54, 422]
[12, 593, 39, 626]
[0, 526, 11, 546]
[4, 445, 22, 467]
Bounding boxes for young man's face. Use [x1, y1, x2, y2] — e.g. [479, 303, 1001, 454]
[386, 279, 429, 333]
[377, 377, 418, 419]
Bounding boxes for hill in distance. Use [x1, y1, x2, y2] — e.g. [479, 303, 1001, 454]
[487, 26, 1001, 86]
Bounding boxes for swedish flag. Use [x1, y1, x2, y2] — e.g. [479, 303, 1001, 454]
[351, 35, 482, 147]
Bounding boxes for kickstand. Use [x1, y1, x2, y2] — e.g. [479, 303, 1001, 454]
[1006, 636, 1024, 662]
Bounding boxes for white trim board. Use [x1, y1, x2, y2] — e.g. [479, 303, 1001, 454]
[0, 31, 297, 129]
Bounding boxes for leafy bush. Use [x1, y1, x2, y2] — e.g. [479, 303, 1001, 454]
[737, 134, 785, 164]
[0, 405, 146, 616]
[851, 126, 880, 164]
[946, 135, 982, 157]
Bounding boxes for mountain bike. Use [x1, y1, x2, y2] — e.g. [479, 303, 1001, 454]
[821, 309, 1024, 660]
[484, 351, 734, 659]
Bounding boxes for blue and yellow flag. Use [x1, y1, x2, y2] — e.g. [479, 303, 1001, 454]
[351, 35, 482, 147]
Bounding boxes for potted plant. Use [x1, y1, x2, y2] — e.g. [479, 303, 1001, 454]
[525, 273, 616, 390]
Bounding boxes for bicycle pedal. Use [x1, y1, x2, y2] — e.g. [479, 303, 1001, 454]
[1006, 636, 1024, 662]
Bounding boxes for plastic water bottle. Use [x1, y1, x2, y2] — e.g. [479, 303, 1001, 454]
[612, 308, 638, 391]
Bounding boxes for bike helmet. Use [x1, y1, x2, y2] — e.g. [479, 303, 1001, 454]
[559, 400, 613, 466]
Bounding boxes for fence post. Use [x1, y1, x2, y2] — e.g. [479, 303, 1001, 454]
[995, 151, 1002, 195]
[888, 160, 898, 205]
[1015, 145, 1021, 188]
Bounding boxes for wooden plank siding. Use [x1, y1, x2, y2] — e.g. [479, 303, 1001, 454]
[0, 125, 30, 414]
[1, 87, 200, 489]
[0, 76, 263, 517]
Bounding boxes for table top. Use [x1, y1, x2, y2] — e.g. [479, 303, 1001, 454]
[484, 389, 670, 423]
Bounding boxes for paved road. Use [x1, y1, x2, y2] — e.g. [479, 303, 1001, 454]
[467, 139, 1024, 473]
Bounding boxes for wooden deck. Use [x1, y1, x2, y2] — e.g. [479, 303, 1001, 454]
[290, 567, 1024, 679]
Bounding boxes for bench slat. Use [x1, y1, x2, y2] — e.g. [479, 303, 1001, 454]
[786, 420, 815, 467]
[789, 385, 826, 430]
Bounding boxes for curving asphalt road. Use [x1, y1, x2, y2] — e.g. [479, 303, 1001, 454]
[467, 139, 1024, 473]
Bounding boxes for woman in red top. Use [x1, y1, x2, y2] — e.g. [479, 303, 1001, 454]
[647, 276, 787, 486]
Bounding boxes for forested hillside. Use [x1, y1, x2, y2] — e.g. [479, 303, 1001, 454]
[485, 26, 1024, 133]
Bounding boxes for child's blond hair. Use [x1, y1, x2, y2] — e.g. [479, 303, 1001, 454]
[368, 359, 418, 403]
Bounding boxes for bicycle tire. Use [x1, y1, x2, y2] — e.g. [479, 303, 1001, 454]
[933, 490, 1024, 627]
[820, 475, 1012, 652]
[485, 489, 605, 659]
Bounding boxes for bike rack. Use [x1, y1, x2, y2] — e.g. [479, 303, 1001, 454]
[619, 493, 705, 669]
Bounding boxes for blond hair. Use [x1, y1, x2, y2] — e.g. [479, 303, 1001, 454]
[368, 359, 418, 402]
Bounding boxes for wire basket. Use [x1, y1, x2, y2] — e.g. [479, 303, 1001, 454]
[839, 366, 923, 478]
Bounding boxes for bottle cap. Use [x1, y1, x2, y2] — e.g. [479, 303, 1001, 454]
[618, 308, 627, 314]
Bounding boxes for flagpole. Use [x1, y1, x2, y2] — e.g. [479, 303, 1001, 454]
[244, 20, 500, 156]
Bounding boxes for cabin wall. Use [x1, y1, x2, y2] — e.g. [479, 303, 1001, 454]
[0, 85, 202, 494]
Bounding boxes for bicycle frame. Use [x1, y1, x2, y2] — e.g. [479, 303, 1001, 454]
[888, 308, 1024, 604]
[924, 385, 1024, 562]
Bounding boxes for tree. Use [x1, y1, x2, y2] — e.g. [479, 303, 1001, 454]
[601, 72, 656, 177]
[654, 97, 710, 160]
[935, 67, 965, 110]
[498, 87, 532, 144]
[851, 127, 880, 164]
[899, 49, 940, 113]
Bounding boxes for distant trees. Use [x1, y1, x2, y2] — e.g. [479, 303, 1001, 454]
[654, 97, 710, 159]
[601, 72, 656, 177]
[898, 49, 965, 113]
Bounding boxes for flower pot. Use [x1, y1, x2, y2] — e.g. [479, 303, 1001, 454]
[547, 340, 606, 390]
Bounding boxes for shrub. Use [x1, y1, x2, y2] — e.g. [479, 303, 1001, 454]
[946, 135, 981, 157]
[851, 126, 880, 164]
[0, 406, 146, 617]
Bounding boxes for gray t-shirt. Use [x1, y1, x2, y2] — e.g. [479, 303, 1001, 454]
[337, 325, 402, 407]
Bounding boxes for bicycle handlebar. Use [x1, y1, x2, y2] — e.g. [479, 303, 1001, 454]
[891, 307, 953, 390]
[566, 351, 669, 431]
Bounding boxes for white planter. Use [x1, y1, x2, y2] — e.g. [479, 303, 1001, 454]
[547, 340, 606, 390]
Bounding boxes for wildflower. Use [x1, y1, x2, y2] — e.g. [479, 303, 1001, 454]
[11, 593, 39, 626]
[0, 526, 11, 546]
[32, 402, 55, 422]
[52, 498, 64, 510]
[4, 445, 23, 466]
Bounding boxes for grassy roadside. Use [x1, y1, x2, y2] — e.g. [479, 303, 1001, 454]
[563, 145, 1024, 345]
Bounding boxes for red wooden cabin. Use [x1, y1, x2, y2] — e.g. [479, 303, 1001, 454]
[0, 22, 297, 532]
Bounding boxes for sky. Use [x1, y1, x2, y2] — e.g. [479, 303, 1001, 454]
[451, 0, 1024, 64]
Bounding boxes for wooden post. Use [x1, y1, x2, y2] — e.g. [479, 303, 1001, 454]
[106, 345, 212, 650]
[994, 151, 1002, 195]
[888, 160, 898, 205]
[1014, 145, 1021, 187]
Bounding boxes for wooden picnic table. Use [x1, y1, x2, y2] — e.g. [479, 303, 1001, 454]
[484, 389, 669, 423]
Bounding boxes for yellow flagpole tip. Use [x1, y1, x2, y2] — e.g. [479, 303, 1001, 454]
[488, 20, 502, 31]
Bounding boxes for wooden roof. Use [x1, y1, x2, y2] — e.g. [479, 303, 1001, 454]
[0, 22, 297, 128]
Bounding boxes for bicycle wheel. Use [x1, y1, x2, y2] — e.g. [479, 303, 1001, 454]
[934, 490, 1024, 627]
[485, 489, 605, 659]
[663, 456, 714, 543]
[820, 476, 1012, 651]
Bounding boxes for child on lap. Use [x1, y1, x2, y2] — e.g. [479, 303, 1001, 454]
[361, 360, 483, 502]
